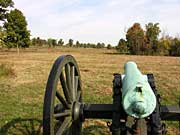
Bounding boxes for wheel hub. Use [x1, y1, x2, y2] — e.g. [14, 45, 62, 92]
[72, 101, 84, 122]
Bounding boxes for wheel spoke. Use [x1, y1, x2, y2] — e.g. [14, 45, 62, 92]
[60, 71, 71, 103]
[55, 118, 72, 135]
[54, 112, 71, 118]
[71, 66, 75, 101]
[76, 90, 81, 101]
[75, 76, 79, 95]
[56, 91, 70, 109]
[65, 64, 72, 97]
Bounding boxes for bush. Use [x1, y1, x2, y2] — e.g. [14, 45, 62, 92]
[0, 63, 15, 77]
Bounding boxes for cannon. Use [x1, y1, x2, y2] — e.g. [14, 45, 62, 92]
[43, 55, 180, 135]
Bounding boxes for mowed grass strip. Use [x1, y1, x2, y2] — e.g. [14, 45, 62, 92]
[0, 47, 179, 134]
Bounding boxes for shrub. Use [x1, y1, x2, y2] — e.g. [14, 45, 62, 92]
[0, 63, 15, 77]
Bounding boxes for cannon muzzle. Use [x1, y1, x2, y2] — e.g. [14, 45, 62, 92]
[122, 61, 156, 118]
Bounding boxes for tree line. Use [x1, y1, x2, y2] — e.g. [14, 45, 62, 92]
[31, 22, 180, 56]
[31, 37, 107, 49]
[0, 0, 179, 56]
[116, 23, 180, 56]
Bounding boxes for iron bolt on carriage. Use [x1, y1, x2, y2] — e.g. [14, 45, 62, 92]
[43, 55, 180, 135]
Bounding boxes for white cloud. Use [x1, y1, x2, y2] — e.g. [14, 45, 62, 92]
[13, 0, 180, 45]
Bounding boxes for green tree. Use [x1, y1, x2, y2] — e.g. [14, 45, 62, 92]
[126, 23, 145, 55]
[68, 39, 73, 47]
[52, 39, 57, 47]
[96, 43, 101, 48]
[145, 23, 161, 53]
[31, 37, 36, 46]
[58, 39, 64, 46]
[36, 37, 44, 46]
[3, 9, 30, 48]
[87, 43, 90, 48]
[47, 38, 53, 48]
[107, 44, 112, 49]
[91, 43, 96, 48]
[116, 38, 128, 53]
[157, 36, 172, 55]
[97, 43, 105, 48]
[169, 38, 180, 56]
[76, 41, 80, 47]
[0, 0, 14, 21]
[101, 43, 105, 48]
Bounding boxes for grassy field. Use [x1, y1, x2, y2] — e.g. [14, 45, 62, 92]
[0, 47, 180, 135]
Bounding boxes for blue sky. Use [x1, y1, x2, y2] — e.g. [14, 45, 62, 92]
[14, 0, 180, 45]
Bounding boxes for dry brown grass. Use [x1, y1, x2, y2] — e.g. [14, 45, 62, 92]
[0, 47, 179, 134]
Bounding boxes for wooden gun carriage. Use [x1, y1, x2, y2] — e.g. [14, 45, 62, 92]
[43, 55, 180, 135]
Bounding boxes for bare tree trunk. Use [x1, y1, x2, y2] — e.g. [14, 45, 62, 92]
[17, 43, 19, 55]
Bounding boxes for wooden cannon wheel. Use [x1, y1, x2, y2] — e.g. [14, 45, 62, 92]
[43, 55, 82, 135]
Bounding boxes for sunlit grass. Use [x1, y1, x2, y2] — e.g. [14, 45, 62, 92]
[0, 47, 179, 134]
